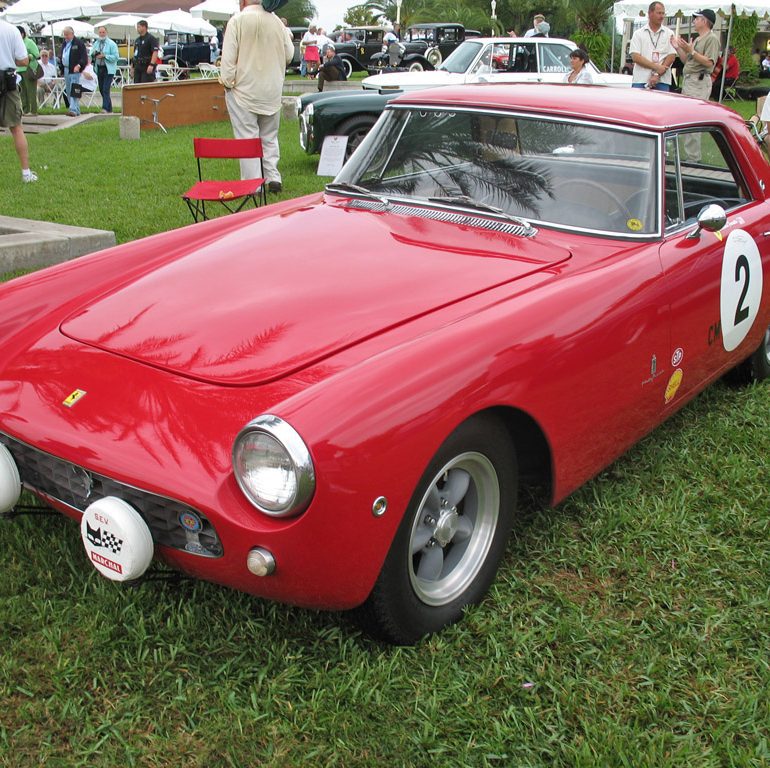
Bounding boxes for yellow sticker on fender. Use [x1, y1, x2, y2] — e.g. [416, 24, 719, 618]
[664, 369, 683, 404]
[63, 389, 87, 408]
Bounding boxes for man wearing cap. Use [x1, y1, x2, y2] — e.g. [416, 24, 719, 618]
[629, 2, 677, 90]
[317, 43, 346, 91]
[524, 14, 547, 37]
[673, 9, 720, 159]
[673, 9, 719, 100]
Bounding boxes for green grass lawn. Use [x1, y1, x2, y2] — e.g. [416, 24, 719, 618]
[0, 101, 768, 767]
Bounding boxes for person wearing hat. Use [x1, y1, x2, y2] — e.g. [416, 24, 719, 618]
[316, 43, 346, 91]
[672, 9, 720, 100]
[672, 9, 720, 159]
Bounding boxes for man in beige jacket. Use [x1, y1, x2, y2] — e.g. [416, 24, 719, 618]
[220, 0, 293, 193]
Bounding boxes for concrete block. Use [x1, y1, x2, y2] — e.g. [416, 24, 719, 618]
[282, 96, 298, 121]
[119, 115, 141, 140]
[0, 216, 116, 273]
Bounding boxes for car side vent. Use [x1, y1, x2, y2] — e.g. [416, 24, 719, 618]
[345, 199, 537, 237]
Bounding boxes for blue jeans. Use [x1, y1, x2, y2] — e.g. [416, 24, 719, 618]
[632, 81, 671, 91]
[96, 66, 113, 112]
[64, 71, 81, 114]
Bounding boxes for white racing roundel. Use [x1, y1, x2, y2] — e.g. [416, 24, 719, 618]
[720, 229, 763, 352]
[80, 497, 154, 582]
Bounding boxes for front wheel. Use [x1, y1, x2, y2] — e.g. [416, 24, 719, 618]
[408, 60, 424, 72]
[357, 414, 517, 644]
[341, 57, 353, 79]
[426, 47, 442, 67]
[337, 115, 377, 159]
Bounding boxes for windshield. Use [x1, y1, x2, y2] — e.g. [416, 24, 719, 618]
[336, 107, 659, 237]
[439, 41, 484, 73]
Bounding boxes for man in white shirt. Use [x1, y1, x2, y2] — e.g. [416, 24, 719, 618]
[0, 19, 37, 182]
[220, 0, 293, 192]
[629, 1, 677, 90]
[524, 15, 547, 37]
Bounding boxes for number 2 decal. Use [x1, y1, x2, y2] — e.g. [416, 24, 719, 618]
[720, 230, 763, 352]
[733, 254, 750, 325]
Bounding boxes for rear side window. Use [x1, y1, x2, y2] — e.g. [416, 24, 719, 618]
[664, 129, 751, 228]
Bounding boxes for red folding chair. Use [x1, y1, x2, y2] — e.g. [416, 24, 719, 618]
[182, 137, 267, 222]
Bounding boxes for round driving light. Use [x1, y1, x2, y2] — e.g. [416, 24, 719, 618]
[246, 547, 276, 577]
[233, 415, 315, 517]
[0, 444, 21, 515]
[80, 497, 154, 582]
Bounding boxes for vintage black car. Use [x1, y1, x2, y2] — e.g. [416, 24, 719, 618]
[330, 26, 386, 78]
[288, 26, 306, 71]
[162, 33, 211, 68]
[369, 23, 479, 72]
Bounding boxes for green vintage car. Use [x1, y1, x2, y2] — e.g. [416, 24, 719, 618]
[298, 89, 399, 157]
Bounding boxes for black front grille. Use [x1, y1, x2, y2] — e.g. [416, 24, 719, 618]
[0, 431, 223, 558]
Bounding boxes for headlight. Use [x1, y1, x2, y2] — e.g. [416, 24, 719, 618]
[305, 102, 314, 123]
[232, 415, 315, 517]
[295, 96, 303, 112]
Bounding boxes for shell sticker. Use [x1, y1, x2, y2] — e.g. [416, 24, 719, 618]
[63, 389, 87, 408]
[664, 368, 683, 404]
[626, 218, 643, 232]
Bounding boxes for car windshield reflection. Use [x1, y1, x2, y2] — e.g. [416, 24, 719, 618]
[335, 107, 659, 237]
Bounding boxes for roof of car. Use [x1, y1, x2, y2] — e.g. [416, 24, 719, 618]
[390, 83, 745, 132]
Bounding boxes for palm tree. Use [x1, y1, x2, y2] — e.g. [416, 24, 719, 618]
[281, 0, 317, 26]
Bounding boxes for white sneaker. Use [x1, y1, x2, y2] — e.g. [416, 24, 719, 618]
[22, 171, 38, 183]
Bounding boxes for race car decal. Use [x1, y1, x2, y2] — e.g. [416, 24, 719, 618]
[671, 347, 684, 366]
[62, 389, 87, 408]
[664, 368, 683, 404]
[720, 229, 763, 352]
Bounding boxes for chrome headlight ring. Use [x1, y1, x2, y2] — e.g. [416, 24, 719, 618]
[232, 415, 315, 518]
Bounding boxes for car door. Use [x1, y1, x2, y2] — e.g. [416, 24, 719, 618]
[485, 42, 540, 83]
[657, 128, 767, 404]
[535, 41, 574, 83]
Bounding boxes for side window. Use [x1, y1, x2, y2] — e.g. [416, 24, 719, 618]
[664, 129, 751, 229]
[509, 43, 536, 73]
[470, 45, 493, 74]
[539, 44, 572, 73]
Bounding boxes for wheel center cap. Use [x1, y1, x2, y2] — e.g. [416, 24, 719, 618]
[434, 507, 459, 547]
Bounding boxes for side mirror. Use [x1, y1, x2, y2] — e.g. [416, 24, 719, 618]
[686, 203, 727, 240]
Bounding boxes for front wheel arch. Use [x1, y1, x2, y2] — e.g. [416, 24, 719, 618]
[356, 412, 519, 644]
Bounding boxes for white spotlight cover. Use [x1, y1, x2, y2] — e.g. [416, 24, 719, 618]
[0, 444, 21, 515]
[80, 497, 154, 582]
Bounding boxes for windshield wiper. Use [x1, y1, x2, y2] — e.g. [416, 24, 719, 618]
[325, 182, 392, 209]
[426, 195, 534, 232]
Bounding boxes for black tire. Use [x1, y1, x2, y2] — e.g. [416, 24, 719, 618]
[357, 414, 517, 645]
[337, 115, 377, 159]
[341, 57, 353, 80]
[727, 324, 770, 384]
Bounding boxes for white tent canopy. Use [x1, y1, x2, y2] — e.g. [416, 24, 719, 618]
[97, 13, 157, 37]
[40, 19, 96, 37]
[1, 0, 120, 23]
[613, 1, 770, 19]
[190, 0, 238, 22]
[146, 9, 216, 36]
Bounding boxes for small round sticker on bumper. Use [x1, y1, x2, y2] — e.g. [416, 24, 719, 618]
[80, 497, 154, 582]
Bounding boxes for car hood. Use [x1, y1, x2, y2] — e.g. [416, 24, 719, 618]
[363, 70, 462, 90]
[60, 202, 570, 386]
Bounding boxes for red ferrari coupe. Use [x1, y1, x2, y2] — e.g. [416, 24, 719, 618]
[0, 85, 768, 644]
